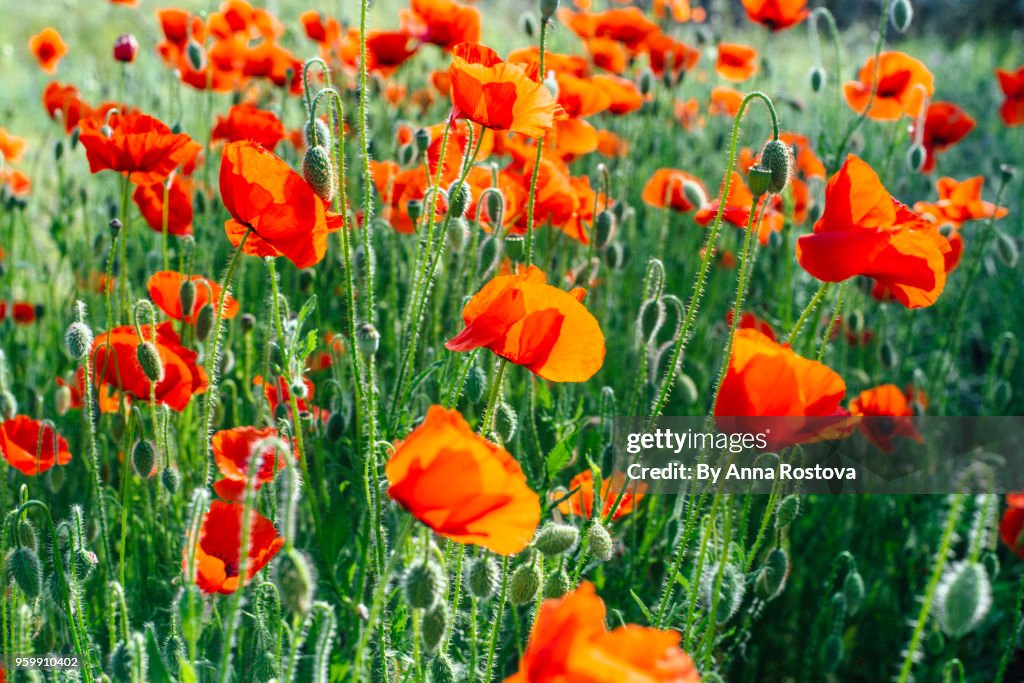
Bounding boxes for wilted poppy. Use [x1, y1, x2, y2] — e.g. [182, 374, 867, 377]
[557, 470, 644, 521]
[446, 265, 606, 382]
[386, 406, 540, 555]
[132, 175, 195, 236]
[716, 43, 759, 82]
[506, 582, 701, 683]
[996, 66, 1024, 126]
[642, 168, 706, 212]
[78, 112, 200, 185]
[147, 270, 239, 324]
[0, 128, 27, 164]
[912, 102, 975, 174]
[219, 140, 344, 268]
[0, 416, 72, 476]
[212, 426, 289, 501]
[740, 0, 809, 31]
[93, 321, 207, 412]
[187, 500, 284, 594]
[212, 103, 286, 151]
[844, 51, 934, 121]
[449, 42, 567, 138]
[796, 155, 951, 309]
[849, 384, 923, 453]
[29, 28, 67, 73]
[401, 0, 481, 51]
[913, 176, 1008, 230]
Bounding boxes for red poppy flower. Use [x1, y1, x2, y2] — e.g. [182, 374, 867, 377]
[0, 128, 27, 164]
[642, 168, 706, 212]
[147, 270, 239, 324]
[796, 155, 951, 309]
[779, 132, 826, 179]
[586, 37, 628, 74]
[913, 176, 1008, 230]
[186, 500, 284, 594]
[29, 28, 67, 73]
[641, 31, 701, 79]
[655, 0, 698, 22]
[844, 51, 934, 121]
[212, 426, 290, 501]
[716, 43, 759, 82]
[219, 140, 344, 269]
[911, 102, 975, 174]
[557, 470, 644, 521]
[400, 0, 481, 51]
[695, 171, 785, 245]
[0, 301, 37, 324]
[386, 406, 540, 555]
[0, 170, 31, 197]
[42, 82, 93, 133]
[560, 7, 660, 49]
[506, 582, 701, 683]
[592, 74, 644, 115]
[740, 0, 809, 30]
[132, 175, 194, 236]
[93, 321, 207, 412]
[848, 384, 923, 453]
[446, 265, 605, 382]
[995, 66, 1024, 126]
[1001, 504, 1024, 558]
[253, 375, 318, 418]
[448, 42, 568, 138]
[0, 416, 72, 476]
[507, 48, 589, 78]
[726, 310, 777, 341]
[212, 103, 286, 151]
[56, 370, 123, 415]
[78, 112, 200, 185]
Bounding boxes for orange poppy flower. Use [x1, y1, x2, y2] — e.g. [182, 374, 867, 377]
[709, 86, 744, 116]
[445, 265, 605, 382]
[642, 168, 706, 212]
[586, 37, 628, 74]
[796, 155, 950, 309]
[93, 321, 207, 412]
[996, 66, 1024, 126]
[844, 51, 933, 121]
[0, 129, 27, 164]
[186, 500, 284, 594]
[642, 31, 701, 79]
[299, 10, 342, 45]
[212, 103, 286, 151]
[593, 74, 644, 115]
[557, 470, 643, 521]
[506, 582, 700, 683]
[1, 416, 72, 476]
[913, 176, 1008, 230]
[779, 132, 826, 180]
[253, 375, 319, 418]
[109, 0, 139, 4]
[596, 129, 629, 157]
[400, 0, 481, 51]
[740, 0, 809, 31]
[29, 28, 67, 74]
[674, 98, 704, 131]
[716, 43, 759, 82]
[386, 406, 540, 555]
[147, 270, 239, 324]
[726, 310, 777, 341]
[569, 7, 660, 49]
[654, 0, 696, 22]
[212, 426, 290, 501]
[848, 384, 923, 453]
[56, 370, 123, 415]
[220, 140, 343, 268]
[78, 113, 200, 185]
[0, 302, 37, 324]
[448, 42, 567, 138]
[132, 176, 195, 236]
[695, 171, 785, 245]
[715, 329, 851, 450]
[0, 169, 31, 197]
[911, 102, 975, 174]
[507, 48, 589, 78]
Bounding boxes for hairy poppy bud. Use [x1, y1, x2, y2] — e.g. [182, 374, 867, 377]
[161, 467, 180, 494]
[982, 550, 1000, 581]
[879, 339, 898, 369]
[823, 633, 844, 672]
[7, 546, 42, 598]
[682, 180, 707, 209]
[303, 145, 335, 203]
[467, 556, 499, 600]
[594, 210, 615, 249]
[240, 312, 256, 334]
[405, 561, 443, 610]
[993, 380, 1012, 409]
[178, 280, 196, 319]
[137, 341, 165, 383]
[638, 68, 655, 96]
[543, 569, 570, 598]
[702, 563, 745, 623]
[421, 603, 449, 653]
[755, 548, 789, 600]
[113, 33, 138, 63]
[843, 568, 864, 615]
[17, 519, 38, 551]
[508, 562, 541, 606]
[996, 230, 1018, 268]
[277, 550, 315, 614]
[495, 401, 518, 442]
[540, 0, 559, 20]
[485, 190, 505, 225]
[74, 548, 98, 581]
[809, 66, 826, 93]
[520, 11, 538, 38]
[447, 216, 471, 253]
[760, 139, 791, 194]
[0, 391, 17, 421]
[638, 298, 664, 345]
[906, 143, 925, 173]
[398, 142, 417, 166]
[186, 39, 204, 71]
[54, 139, 64, 161]
[414, 127, 431, 153]
[677, 372, 699, 405]
[356, 323, 380, 358]
[535, 523, 579, 556]
[430, 654, 456, 683]
[304, 118, 331, 148]
[132, 439, 157, 478]
[109, 218, 122, 237]
[936, 561, 991, 637]
[326, 412, 347, 443]
[464, 365, 487, 404]
[194, 304, 215, 342]
[890, 0, 913, 32]
[747, 166, 773, 197]
[587, 520, 614, 561]
[447, 182, 471, 218]
[775, 494, 800, 529]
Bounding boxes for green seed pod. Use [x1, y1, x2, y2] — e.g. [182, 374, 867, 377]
[755, 548, 789, 601]
[179, 280, 196, 319]
[304, 118, 331, 148]
[467, 557, 499, 600]
[890, 0, 913, 32]
[594, 210, 615, 249]
[759, 139, 791, 194]
[7, 546, 42, 598]
[240, 312, 256, 334]
[161, 467, 181, 494]
[535, 523, 579, 556]
[823, 633, 844, 672]
[326, 411, 347, 443]
[414, 127, 431, 153]
[775, 495, 800, 529]
[17, 519, 38, 551]
[356, 323, 380, 358]
[194, 304, 215, 342]
[137, 341, 165, 383]
[303, 145, 335, 203]
[508, 562, 541, 606]
[587, 520, 614, 562]
[520, 11, 538, 38]
[677, 373, 699, 406]
[0, 391, 16, 421]
[430, 653, 456, 683]
[747, 166, 773, 197]
[447, 216, 471, 253]
[464, 366, 487, 404]
[1000, 163, 1017, 183]
[405, 561, 444, 611]
[421, 602, 449, 653]
[543, 568, 570, 598]
[906, 143, 926, 173]
[407, 198, 424, 222]
[502, 235, 524, 263]
[703, 563, 746, 623]
[447, 181, 472, 217]
[540, 0, 558, 20]
[132, 439, 157, 478]
[843, 569, 865, 616]
[495, 402, 518, 443]
[638, 68, 655, 96]
[936, 561, 991, 637]
[996, 230, 1018, 268]
[809, 65, 826, 92]
[65, 321, 94, 360]
[879, 339, 898, 370]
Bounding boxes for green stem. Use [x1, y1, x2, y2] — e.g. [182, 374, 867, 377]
[523, 17, 549, 268]
[786, 281, 832, 345]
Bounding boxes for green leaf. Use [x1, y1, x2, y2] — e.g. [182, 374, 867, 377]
[630, 589, 654, 624]
[545, 429, 578, 480]
[144, 624, 177, 683]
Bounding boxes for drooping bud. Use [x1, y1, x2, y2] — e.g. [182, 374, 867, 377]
[677, 372, 699, 405]
[682, 180, 707, 209]
[519, 11, 538, 38]
[587, 520, 614, 561]
[405, 561, 444, 611]
[430, 654, 456, 683]
[889, 0, 913, 32]
[775, 495, 800, 529]
[161, 467, 181, 494]
[508, 562, 541, 606]
[906, 143, 926, 173]
[702, 563, 746, 623]
[464, 365, 487, 404]
[594, 210, 615, 249]
[113, 34, 139, 63]
[747, 166, 773, 197]
[996, 230, 1019, 268]
[186, 40, 204, 71]
[17, 520, 38, 551]
[356, 323, 380, 358]
[6, 546, 42, 598]
[843, 569, 865, 616]
[755, 548, 789, 600]
[136, 341, 165, 383]
[823, 633, 844, 672]
[879, 339, 898, 369]
[935, 561, 991, 637]
[179, 280, 197, 320]
[467, 556, 499, 600]
[446, 181, 471, 218]
[303, 145, 335, 203]
[421, 602, 449, 653]
[303, 118, 331, 148]
[495, 402, 518, 443]
[447, 216, 471, 253]
[759, 139, 791, 194]
[326, 412, 347, 443]
[535, 523, 579, 556]
[276, 550, 315, 615]
[398, 142, 417, 167]
[65, 321, 93, 360]
[194, 304, 215, 342]
[638, 68, 655, 96]
[132, 439, 157, 478]
[407, 198, 423, 222]
[809, 66, 826, 92]
[638, 298, 665, 345]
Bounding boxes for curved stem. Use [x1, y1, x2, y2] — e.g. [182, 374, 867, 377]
[786, 281, 832, 345]
[523, 17, 549, 267]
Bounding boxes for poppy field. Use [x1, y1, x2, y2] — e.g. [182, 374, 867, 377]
[3, 0, 1024, 680]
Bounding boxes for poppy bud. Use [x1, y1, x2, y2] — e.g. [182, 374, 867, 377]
[110, 413, 126, 442]
[809, 66, 826, 92]
[277, 550, 315, 614]
[54, 139, 64, 161]
[137, 341, 165, 383]
[467, 556, 499, 600]
[823, 634, 844, 672]
[109, 218, 122, 237]
[241, 313, 256, 334]
[186, 39, 204, 71]
[508, 562, 541, 606]
[995, 230, 1018, 268]
[755, 548, 789, 600]
[999, 164, 1017, 183]
[520, 12, 538, 38]
[677, 373, 699, 406]
[594, 210, 615, 249]
[101, 124, 114, 138]
[303, 145, 335, 203]
[603, 242, 625, 270]
[485, 190, 505, 225]
[6, 546, 42, 598]
[356, 323, 380, 358]
[495, 401, 517, 442]
[638, 298, 664, 345]
[889, 0, 913, 33]
[747, 166, 773, 197]
[421, 603, 449, 653]
[132, 439, 157, 478]
[179, 280, 197, 319]
[407, 198, 423, 222]
[447, 181, 471, 217]
[535, 523, 579, 556]
[638, 68, 655, 96]
[18, 520, 38, 551]
[843, 569, 864, 615]
[464, 365, 487, 403]
[0, 391, 17, 421]
[411, 127, 431, 154]
[478, 236, 501, 275]
[194, 304, 215, 342]
[539, 0, 559, 20]
[936, 561, 991, 637]
[398, 142, 417, 167]
[682, 180, 707, 209]
[447, 216, 471, 253]
[775, 494, 800, 529]
[759, 139, 791, 194]
[543, 569, 570, 598]
[430, 654, 456, 683]
[113, 33, 138, 63]
[925, 628, 945, 655]
[702, 563, 745, 623]
[326, 411, 347, 443]
[587, 520, 614, 561]
[993, 379, 1012, 409]
[74, 548, 98, 581]
[906, 143, 925, 173]
[405, 560, 443, 610]
[161, 467, 180, 494]
[303, 118, 331, 148]
[982, 550, 1000, 581]
[879, 339, 898, 369]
